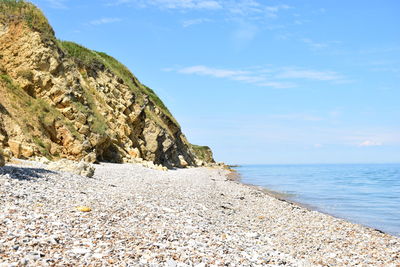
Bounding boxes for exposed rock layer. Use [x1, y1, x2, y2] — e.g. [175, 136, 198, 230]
[0, 1, 214, 168]
[0, 149, 4, 167]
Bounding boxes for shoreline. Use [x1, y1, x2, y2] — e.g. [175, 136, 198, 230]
[228, 166, 317, 210]
[229, 167, 395, 237]
[1, 160, 399, 266]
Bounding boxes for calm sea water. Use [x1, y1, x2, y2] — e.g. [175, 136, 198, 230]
[235, 164, 400, 236]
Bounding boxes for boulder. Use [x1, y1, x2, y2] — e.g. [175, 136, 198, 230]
[195, 159, 205, 167]
[76, 161, 95, 177]
[21, 145, 34, 158]
[82, 152, 97, 163]
[8, 140, 21, 158]
[128, 148, 141, 158]
[178, 155, 188, 168]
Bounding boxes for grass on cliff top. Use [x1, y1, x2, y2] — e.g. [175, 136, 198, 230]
[58, 41, 103, 68]
[58, 40, 178, 126]
[191, 144, 214, 162]
[0, 0, 54, 36]
[96, 51, 178, 125]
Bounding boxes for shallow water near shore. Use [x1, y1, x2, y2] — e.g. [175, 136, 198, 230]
[235, 163, 400, 237]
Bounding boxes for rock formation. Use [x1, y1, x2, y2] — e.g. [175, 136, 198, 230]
[0, 1, 215, 168]
[0, 149, 5, 167]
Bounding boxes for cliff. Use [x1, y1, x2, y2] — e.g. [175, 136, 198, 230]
[0, 0, 214, 168]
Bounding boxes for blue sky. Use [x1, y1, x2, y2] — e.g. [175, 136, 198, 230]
[30, 0, 399, 164]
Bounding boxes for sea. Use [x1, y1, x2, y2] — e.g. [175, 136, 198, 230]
[234, 163, 400, 237]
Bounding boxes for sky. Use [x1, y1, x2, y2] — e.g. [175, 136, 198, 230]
[29, 0, 400, 164]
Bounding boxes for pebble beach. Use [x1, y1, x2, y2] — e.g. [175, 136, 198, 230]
[1, 160, 399, 266]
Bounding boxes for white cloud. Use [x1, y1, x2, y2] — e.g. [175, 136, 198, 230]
[113, 0, 222, 10]
[257, 81, 295, 89]
[90, 18, 122, 25]
[168, 65, 346, 88]
[159, 0, 221, 10]
[178, 65, 249, 78]
[227, 0, 262, 15]
[269, 113, 323, 121]
[172, 65, 295, 88]
[182, 18, 212, 27]
[370, 67, 400, 73]
[277, 68, 343, 81]
[359, 140, 383, 147]
[110, 0, 292, 19]
[265, 4, 291, 18]
[44, 0, 67, 9]
[301, 38, 328, 49]
[195, 1, 221, 9]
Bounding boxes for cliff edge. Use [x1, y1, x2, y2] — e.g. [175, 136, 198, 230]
[0, 0, 215, 168]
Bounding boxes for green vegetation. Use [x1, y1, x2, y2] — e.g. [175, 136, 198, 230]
[0, 2, 213, 164]
[0, 74, 81, 154]
[142, 85, 177, 124]
[191, 144, 214, 162]
[16, 69, 33, 81]
[58, 41, 103, 68]
[96, 51, 177, 123]
[73, 83, 109, 135]
[58, 40, 178, 125]
[0, 0, 54, 36]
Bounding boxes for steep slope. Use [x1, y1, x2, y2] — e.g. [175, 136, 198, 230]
[0, 0, 214, 168]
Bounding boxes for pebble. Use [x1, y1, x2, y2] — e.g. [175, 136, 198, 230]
[71, 248, 90, 255]
[0, 160, 399, 266]
[246, 232, 260, 239]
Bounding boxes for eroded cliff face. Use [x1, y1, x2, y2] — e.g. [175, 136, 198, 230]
[0, 2, 214, 168]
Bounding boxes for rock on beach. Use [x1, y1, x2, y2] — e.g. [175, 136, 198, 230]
[0, 159, 399, 266]
[47, 159, 95, 177]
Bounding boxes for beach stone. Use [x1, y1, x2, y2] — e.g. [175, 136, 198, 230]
[34, 156, 50, 164]
[0, 159, 399, 266]
[166, 259, 177, 267]
[92, 253, 104, 259]
[246, 232, 260, 239]
[70, 247, 90, 255]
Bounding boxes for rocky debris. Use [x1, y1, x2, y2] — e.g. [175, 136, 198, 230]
[194, 159, 205, 166]
[133, 158, 168, 171]
[47, 159, 95, 177]
[32, 155, 167, 172]
[0, 160, 399, 266]
[0, 150, 4, 167]
[34, 156, 51, 165]
[178, 155, 189, 168]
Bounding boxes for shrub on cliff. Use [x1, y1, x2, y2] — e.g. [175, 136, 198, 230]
[0, 0, 54, 36]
